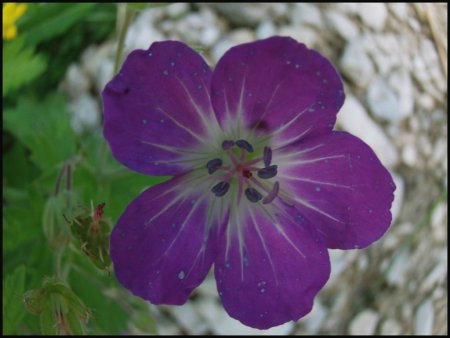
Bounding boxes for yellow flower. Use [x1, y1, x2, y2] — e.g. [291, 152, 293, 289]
[3, 3, 27, 41]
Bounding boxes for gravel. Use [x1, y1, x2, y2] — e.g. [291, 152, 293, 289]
[60, 3, 448, 335]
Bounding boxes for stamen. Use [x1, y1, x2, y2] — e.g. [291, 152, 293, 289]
[221, 140, 235, 150]
[263, 146, 272, 167]
[263, 182, 280, 204]
[245, 188, 263, 203]
[257, 165, 278, 179]
[211, 181, 230, 197]
[236, 139, 254, 153]
[206, 158, 222, 174]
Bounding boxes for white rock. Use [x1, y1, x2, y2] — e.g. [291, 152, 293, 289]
[340, 40, 375, 88]
[328, 250, 349, 283]
[388, 69, 414, 119]
[95, 59, 114, 95]
[278, 25, 317, 48]
[349, 309, 379, 335]
[415, 298, 434, 335]
[421, 262, 447, 293]
[380, 318, 402, 334]
[431, 139, 447, 167]
[431, 202, 447, 229]
[367, 77, 401, 123]
[166, 2, 189, 17]
[210, 3, 274, 26]
[195, 298, 222, 324]
[291, 3, 323, 28]
[391, 172, 404, 223]
[68, 94, 100, 133]
[196, 275, 219, 298]
[304, 299, 328, 334]
[401, 144, 418, 166]
[62, 64, 91, 98]
[336, 94, 399, 168]
[386, 247, 409, 286]
[213, 312, 294, 335]
[389, 3, 409, 22]
[125, 13, 164, 51]
[324, 10, 359, 41]
[335, 3, 359, 14]
[81, 42, 115, 81]
[170, 302, 207, 335]
[211, 29, 255, 63]
[357, 3, 388, 31]
[256, 21, 277, 40]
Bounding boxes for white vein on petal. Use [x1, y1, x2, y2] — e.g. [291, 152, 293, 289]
[248, 83, 281, 139]
[279, 175, 355, 190]
[248, 207, 280, 285]
[273, 144, 325, 161]
[258, 203, 306, 259]
[292, 196, 344, 224]
[277, 154, 346, 167]
[175, 76, 221, 139]
[155, 107, 209, 144]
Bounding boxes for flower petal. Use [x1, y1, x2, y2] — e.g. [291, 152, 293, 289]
[210, 36, 344, 148]
[110, 175, 224, 304]
[215, 203, 330, 329]
[276, 131, 395, 249]
[103, 41, 220, 176]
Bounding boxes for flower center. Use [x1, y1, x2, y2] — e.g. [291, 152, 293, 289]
[206, 139, 279, 204]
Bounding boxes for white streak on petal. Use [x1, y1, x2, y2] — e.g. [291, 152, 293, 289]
[292, 196, 344, 224]
[248, 208, 279, 285]
[155, 107, 209, 143]
[279, 175, 355, 190]
[279, 154, 346, 167]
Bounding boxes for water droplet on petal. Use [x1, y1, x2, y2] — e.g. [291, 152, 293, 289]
[163, 70, 169, 76]
[315, 186, 321, 192]
[178, 270, 185, 280]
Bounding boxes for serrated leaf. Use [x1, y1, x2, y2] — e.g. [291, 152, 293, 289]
[3, 266, 27, 335]
[2, 38, 47, 97]
[3, 93, 76, 172]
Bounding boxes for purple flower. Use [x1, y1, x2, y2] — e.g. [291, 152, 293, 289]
[102, 36, 395, 330]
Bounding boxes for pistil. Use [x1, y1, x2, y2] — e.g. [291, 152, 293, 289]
[206, 141, 279, 204]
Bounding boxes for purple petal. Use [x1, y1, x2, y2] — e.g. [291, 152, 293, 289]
[210, 36, 344, 148]
[103, 41, 219, 176]
[275, 131, 395, 249]
[110, 175, 224, 304]
[215, 204, 330, 329]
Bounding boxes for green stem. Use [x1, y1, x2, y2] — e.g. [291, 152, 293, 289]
[54, 247, 64, 280]
[113, 4, 134, 75]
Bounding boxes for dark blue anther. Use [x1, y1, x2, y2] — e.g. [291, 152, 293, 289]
[221, 140, 235, 150]
[257, 165, 278, 179]
[263, 146, 272, 167]
[211, 181, 230, 197]
[245, 188, 263, 203]
[206, 158, 222, 174]
[236, 139, 254, 153]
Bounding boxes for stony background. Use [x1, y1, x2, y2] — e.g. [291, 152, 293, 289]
[60, 3, 448, 335]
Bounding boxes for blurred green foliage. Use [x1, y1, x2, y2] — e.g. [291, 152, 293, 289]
[3, 3, 163, 335]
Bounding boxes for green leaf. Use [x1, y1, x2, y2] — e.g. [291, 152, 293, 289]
[39, 303, 57, 335]
[3, 93, 76, 172]
[69, 260, 128, 334]
[2, 38, 47, 97]
[19, 3, 97, 46]
[2, 266, 27, 335]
